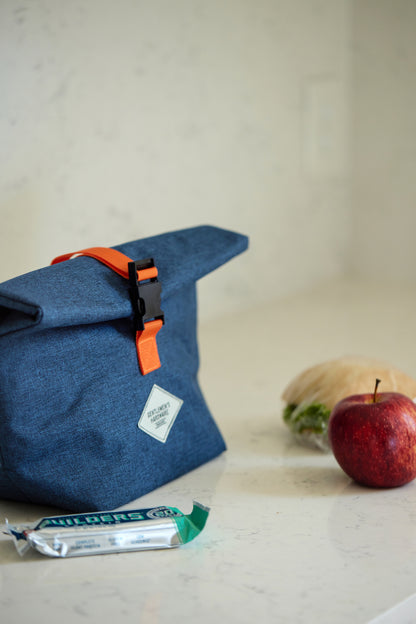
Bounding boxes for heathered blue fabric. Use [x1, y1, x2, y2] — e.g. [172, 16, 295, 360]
[0, 225, 248, 511]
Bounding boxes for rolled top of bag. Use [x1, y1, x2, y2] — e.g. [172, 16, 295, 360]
[0, 225, 248, 337]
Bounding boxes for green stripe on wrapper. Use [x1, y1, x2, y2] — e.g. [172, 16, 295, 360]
[173, 501, 210, 544]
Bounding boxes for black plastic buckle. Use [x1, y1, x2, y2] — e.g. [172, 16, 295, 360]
[128, 258, 164, 332]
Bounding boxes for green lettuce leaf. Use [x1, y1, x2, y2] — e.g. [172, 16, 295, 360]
[283, 402, 331, 436]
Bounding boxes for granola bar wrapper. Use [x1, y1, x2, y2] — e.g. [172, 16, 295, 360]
[3, 501, 209, 558]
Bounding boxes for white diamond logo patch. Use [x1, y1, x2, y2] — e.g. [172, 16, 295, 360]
[138, 384, 183, 443]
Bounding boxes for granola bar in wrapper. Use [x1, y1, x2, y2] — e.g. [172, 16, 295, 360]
[3, 501, 209, 558]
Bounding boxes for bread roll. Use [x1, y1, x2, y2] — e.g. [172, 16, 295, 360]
[282, 355, 416, 411]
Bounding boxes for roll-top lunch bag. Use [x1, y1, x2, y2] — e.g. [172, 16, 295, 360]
[0, 225, 248, 511]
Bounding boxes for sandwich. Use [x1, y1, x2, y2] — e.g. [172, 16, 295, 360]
[281, 355, 416, 451]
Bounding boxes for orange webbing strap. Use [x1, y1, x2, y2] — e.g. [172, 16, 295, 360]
[136, 319, 163, 375]
[53, 247, 144, 279]
[51, 247, 163, 375]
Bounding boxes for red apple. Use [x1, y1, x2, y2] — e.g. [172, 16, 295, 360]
[328, 379, 416, 488]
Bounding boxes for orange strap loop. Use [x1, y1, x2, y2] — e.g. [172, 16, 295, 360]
[51, 247, 158, 282]
[51, 247, 163, 375]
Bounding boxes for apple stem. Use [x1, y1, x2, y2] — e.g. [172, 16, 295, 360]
[373, 378, 381, 403]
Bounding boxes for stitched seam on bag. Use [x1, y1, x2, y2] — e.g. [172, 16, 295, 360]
[0, 446, 32, 502]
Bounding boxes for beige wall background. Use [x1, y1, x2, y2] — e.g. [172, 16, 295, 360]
[351, 0, 416, 284]
[0, 1, 414, 320]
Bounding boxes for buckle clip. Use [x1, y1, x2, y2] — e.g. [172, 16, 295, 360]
[128, 258, 164, 331]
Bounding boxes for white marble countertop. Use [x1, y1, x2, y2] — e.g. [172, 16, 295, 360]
[2, 276, 416, 623]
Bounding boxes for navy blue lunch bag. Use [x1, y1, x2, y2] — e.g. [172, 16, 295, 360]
[0, 225, 248, 511]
